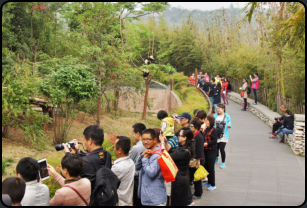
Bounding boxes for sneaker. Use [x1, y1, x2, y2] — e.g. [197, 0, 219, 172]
[207, 186, 216, 191]
[271, 132, 277, 137]
[201, 177, 208, 182]
[252, 103, 257, 105]
[279, 139, 284, 143]
[220, 163, 226, 169]
[241, 109, 246, 111]
[188, 200, 195, 206]
[192, 195, 201, 199]
[202, 183, 211, 187]
[215, 157, 219, 163]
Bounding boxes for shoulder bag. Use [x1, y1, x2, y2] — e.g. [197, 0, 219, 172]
[64, 184, 89, 206]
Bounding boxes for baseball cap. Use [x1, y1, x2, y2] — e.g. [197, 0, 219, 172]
[175, 112, 191, 122]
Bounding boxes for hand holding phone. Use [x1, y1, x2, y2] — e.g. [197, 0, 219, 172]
[37, 158, 50, 181]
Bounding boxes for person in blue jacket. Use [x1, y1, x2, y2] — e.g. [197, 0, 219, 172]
[213, 103, 232, 169]
[135, 129, 167, 206]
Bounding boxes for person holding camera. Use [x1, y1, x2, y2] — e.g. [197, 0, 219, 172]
[271, 110, 294, 143]
[62, 125, 112, 194]
[213, 103, 232, 169]
[249, 73, 259, 105]
[270, 105, 287, 137]
[47, 153, 91, 206]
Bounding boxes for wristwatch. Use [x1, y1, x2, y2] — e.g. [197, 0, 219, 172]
[161, 142, 165, 145]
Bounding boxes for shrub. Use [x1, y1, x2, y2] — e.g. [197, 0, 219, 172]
[2, 160, 5, 175]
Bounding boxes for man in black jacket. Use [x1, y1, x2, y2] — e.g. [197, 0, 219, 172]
[270, 105, 287, 137]
[64, 125, 112, 192]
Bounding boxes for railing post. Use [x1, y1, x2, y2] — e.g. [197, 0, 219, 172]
[170, 78, 173, 91]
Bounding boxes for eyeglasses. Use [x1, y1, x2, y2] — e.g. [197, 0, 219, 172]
[190, 125, 194, 128]
[178, 135, 184, 137]
[141, 138, 153, 142]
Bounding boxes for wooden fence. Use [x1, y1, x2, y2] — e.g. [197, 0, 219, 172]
[231, 79, 305, 115]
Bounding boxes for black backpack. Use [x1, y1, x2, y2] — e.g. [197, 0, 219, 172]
[216, 115, 226, 139]
[89, 153, 121, 206]
[247, 87, 251, 94]
[227, 83, 232, 91]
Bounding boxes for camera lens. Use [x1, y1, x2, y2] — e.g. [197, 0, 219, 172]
[55, 144, 64, 151]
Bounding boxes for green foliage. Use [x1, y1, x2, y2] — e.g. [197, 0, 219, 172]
[40, 64, 98, 143]
[2, 161, 5, 175]
[170, 86, 209, 116]
[19, 112, 52, 150]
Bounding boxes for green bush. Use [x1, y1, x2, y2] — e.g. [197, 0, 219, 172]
[2, 160, 5, 175]
[170, 86, 209, 116]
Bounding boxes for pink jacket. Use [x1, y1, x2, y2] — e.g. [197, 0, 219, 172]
[251, 77, 259, 90]
[50, 172, 91, 206]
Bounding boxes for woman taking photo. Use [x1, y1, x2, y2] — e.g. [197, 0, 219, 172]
[240, 78, 248, 111]
[159, 127, 194, 206]
[213, 82, 222, 111]
[202, 115, 218, 191]
[214, 103, 232, 169]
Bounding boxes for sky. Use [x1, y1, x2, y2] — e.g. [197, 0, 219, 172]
[168, 2, 249, 11]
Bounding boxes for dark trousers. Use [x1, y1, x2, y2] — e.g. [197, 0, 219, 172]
[133, 176, 143, 206]
[205, 150, 216, 187]
[273, 121, 282, 133]
[243, 98, 247, 110]
[217, 142, 227, 163]
[253, 89, 257, 103]
[189, 162, 204, 197]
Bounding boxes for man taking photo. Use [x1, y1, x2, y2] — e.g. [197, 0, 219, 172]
[63, 125, 112, 193]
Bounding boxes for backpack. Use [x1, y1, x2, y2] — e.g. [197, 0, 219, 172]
[247, 87, 251, 95]
[227, 83, 232, 91]
[215, 115, 226, 139]
[89, 153, 121, 206]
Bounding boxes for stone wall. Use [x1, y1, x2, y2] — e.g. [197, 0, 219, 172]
[285, 115, 305, 156]
[227, 93, 274, 128]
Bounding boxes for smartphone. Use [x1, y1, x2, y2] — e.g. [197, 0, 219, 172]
[37, 158, 49, 181]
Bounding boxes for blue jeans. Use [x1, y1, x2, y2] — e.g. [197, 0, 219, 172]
[253, 89, 257, 104]
[275, 126, 294, 140]
[209, 97, 215, 111]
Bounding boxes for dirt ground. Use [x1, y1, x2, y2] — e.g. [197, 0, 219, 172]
[2, 109, 161, 181]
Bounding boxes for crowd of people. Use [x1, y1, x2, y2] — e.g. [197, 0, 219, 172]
[190, 71, 232, 113]
[2, 105, 233, 206]
[3, 70, 294, 206]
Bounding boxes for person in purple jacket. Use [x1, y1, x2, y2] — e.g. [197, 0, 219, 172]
[249, 73, 259, 105]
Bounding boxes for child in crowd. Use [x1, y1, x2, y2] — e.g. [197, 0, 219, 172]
[157, 110, 175, 139]
[2, 177, 26, 206]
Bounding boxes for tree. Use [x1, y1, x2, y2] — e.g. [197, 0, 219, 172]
[40, 64, 98, 144]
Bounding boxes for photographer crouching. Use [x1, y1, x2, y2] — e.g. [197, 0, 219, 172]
[56, 125, 112, 194]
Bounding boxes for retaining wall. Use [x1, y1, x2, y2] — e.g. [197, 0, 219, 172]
[227, 92, 305, 156]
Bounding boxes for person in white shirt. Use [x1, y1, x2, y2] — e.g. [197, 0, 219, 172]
[16, 157, 50, 206]
[112, 136, 135, 206]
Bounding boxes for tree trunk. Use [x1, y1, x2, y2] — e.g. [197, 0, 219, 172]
[96, 95, 101, 126]
[142, 73, 150, 119]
